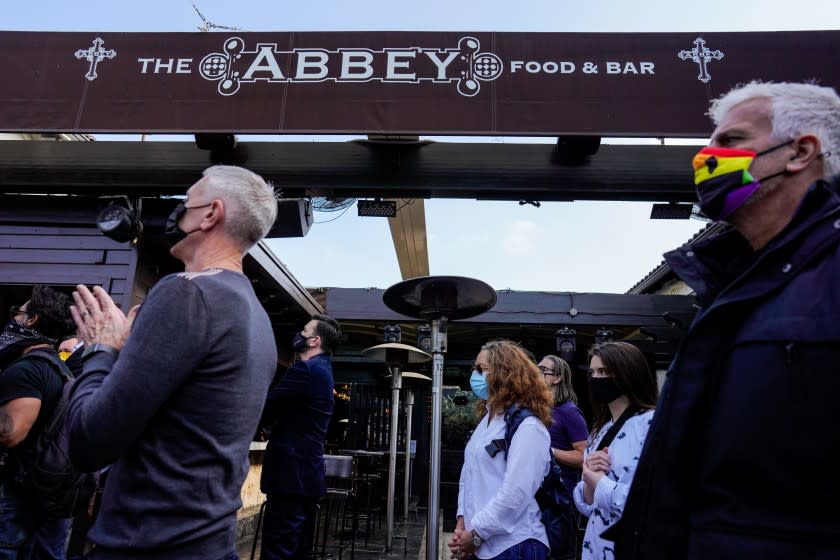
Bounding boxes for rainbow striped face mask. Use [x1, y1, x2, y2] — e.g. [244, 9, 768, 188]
[692, 140, 792, 221]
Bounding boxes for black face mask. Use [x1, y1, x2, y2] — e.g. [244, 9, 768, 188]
[589, 376, 624, 404]
[292, 332, 314, 352]
[164, 202, 210, 248]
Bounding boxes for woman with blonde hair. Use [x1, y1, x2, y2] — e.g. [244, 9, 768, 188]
[448, 340, 554, 560]
[538, 355, 587, 492]
[537, 355, 587, 559]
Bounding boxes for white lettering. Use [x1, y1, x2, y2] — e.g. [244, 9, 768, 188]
[542, 62, 558, 74]
[561, 61, 575, 73]
[640, 62, 655, 74]
[138, 58, 155, 74]
[295, 51, 329, 80]
[340, 51, 374, 79]
[176, 58, 192, 74]
[242, 46, 285, 80]
[154, 58, 174, 74]
[424, 51, 459, 80]
[386, 51, 416, 80]
[510, 60, 524, 73]
[525, 61, 541, 73]
[624, 62, 638, 74]
[606, 62, 621, 74]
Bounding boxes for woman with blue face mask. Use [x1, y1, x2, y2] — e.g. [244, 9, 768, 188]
[448, 340, 554, 560]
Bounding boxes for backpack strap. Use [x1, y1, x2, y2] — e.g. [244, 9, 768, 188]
[7, 349, 74, 442]
[593, 404, 644, 451]
[484, 405, 535, 461]
[8, 348, 74, 383]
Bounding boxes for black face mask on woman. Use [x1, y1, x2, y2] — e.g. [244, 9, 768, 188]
[588, 376, 624, 404]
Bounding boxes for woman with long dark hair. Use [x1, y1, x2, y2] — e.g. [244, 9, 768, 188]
[573, 342, 658, 560]
[448, 340, 554, 560]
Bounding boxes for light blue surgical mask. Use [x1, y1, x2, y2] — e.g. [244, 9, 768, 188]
[470, 369, 489, 400]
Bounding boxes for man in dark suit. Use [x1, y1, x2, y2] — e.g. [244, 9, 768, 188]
[260, 313, 342, 560]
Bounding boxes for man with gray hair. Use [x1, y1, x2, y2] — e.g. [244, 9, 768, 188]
[67, 165, 279, 560]
[605, 82, 840, 559]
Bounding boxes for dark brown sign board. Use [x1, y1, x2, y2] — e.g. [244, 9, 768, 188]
[1, 31, 838, 136]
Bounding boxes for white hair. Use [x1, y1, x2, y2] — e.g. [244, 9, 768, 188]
[200, 165, 278, 251]
[708, 81, 840, 176]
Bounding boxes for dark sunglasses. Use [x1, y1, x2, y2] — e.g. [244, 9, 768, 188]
[8, 305, 27, 320]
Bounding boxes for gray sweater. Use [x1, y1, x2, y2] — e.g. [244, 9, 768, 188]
[67, 269, 277, 559]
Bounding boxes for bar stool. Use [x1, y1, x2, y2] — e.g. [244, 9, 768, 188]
[319, 454, 356, 560]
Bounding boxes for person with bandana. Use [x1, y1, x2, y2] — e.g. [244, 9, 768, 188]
[572, 342, 657, 560]
[605, 82, 840, 560]
[0, 285, 76, 559]
[258, 313, 341, 560]
[66, 165, 279, 560]
[448, 340, 553, 560]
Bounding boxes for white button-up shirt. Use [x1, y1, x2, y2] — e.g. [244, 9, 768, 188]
[457, 409, 550, 558]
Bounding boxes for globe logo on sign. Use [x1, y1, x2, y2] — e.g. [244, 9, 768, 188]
[200, 53, 228, 80]
[473, 53, 502, 81]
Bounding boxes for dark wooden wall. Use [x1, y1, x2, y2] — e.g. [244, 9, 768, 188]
[0, 204, 138, 311]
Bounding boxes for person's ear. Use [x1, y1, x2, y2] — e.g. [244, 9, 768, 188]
[201, 199, 225, 230]
[786, 134, 821, 173]
[23, 313, 38, 329]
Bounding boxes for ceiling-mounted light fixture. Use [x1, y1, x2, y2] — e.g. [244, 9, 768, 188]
[417, 324, 432, 353]
[383, 323, 402, 343]
[96, 197, 143, 246]
[595, 328, 615, 345]
[555, 327, 576, 364]
[358, 199, 397, 217]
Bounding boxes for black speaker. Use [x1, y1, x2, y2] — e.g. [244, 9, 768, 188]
[267, 199, 313, 238]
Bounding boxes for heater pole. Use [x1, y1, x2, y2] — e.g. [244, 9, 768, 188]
[426, 317, 447, 560]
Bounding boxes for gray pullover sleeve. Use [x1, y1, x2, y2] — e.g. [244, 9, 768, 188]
[67, 275, 210, 471]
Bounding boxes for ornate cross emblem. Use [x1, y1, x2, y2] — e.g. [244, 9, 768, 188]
[74, 37, 117, 82]
[678, 37, 724, 83]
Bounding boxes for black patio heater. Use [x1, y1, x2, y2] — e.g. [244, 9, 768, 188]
[382, 276, 497, 560]
[361, 342, 431, 553]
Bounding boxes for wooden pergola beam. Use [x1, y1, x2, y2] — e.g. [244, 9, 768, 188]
[0, 140, 699, 202]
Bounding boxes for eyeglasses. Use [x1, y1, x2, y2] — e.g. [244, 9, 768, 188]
[587, 367, 610, 377]
[539, 366, 560, 377]
[8, 305, 26, 320]
[473, 364, 492, 375]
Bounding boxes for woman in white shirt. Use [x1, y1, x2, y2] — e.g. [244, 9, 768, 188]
[447, 339, 554, 560]
[573, 342, 658, 560]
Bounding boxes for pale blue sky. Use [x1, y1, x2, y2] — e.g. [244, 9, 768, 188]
[5, 1, 840, 292]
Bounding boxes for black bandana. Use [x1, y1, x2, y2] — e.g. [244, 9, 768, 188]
[0, 320, 55, 370]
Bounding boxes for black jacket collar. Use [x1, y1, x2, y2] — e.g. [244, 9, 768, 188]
[666, 175, 840, 308]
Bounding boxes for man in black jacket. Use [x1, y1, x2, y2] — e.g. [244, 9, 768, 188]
[606, 82, 840, 559]
[260, 314, 341, 560]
